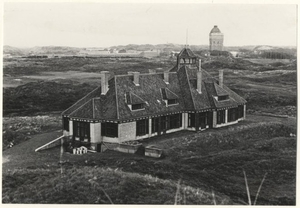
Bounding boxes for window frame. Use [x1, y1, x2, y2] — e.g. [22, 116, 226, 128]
[167, 99, 178, 106]
[188, 113, 195, 127]
[131, 103, 145, 111]
[63, 117, 69, 131]
[136, 119, 149, 136]
[217, 110, 226, 124]
[101, 122, 118, 138]
[73, 121, 90, 142]
[169, 114, 182, 130]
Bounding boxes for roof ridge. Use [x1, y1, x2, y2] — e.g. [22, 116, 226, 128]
[69, 99, 92, 117]
[130, 92, 146, 103]
[62, 86, 100, 115]
[213, 82, 229, 96]
[223, 84, 247, 103]
[183, 66, 196, 110]
[165, 88, 179, 98]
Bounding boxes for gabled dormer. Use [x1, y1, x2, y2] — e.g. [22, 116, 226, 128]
[176, 48, 198, 70]
[125, 92, 146, 111]
[213, 82, 229, 101]
[161, 88, 179, 106]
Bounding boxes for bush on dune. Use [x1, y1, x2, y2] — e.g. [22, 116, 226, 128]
[2, 167, 231, 204]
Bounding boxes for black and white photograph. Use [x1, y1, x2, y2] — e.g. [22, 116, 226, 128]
[2, 1, 297, 205]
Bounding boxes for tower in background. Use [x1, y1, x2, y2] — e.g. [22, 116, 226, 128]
[209, 25, 224, 51]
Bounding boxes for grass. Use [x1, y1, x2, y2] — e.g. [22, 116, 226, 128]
[2, 54, 297, 204]
[2, 115, 62, 150]
[2, 167, 230, 204]
[2, 115, 296, 205]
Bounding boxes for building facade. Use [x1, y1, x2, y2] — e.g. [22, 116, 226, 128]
[209, 25, 224, 51]
[62, 48, 246, 151]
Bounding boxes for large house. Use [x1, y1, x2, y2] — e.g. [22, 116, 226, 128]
[62, 48, 246, 152]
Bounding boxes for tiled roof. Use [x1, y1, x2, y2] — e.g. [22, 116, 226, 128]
[62, 48, 246, 121]
[125, 92, 146, 105]
[161, 88, 179, 100]
[214, 83, 229, 96]
[177, 48, 197, 59]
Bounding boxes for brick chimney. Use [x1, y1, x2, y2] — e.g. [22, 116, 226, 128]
[163, 72, 169, 84]
[133, 72, 140, 86]
[100, 71, 110, 95]
[197, 59, 202, 93]
[219, 69, 224, 88]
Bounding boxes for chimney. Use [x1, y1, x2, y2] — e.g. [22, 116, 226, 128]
[163, 72, 169, 84]
[197, 59, 202, 93]
[133, 72, 140, 86]
[100, 71, 110, 95]
[219, 69, 224, 88]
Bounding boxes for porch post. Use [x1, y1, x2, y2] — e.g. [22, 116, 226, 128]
[225, 109, 228, 123]
[212, 111, 217, 128]
[244, 105, 246, 119]
[182, 113, 186, 129]
[69, 120, 73, 136]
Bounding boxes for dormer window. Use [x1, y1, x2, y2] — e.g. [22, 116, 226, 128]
[161, 88, 179, 107]
[132, 103, 144, 111]
[167, 99, 178, 106]
[218, 95, 229, 101]
[125, 92, 146, 111]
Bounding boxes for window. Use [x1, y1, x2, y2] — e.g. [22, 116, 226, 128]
[188, 113, 195, 127]
[199, 112, 208, 128]
[217, 110, 226, 124]
[238, 105, 244, 118]
[132, 103, 144, 111]
[63, 117, 69, 131]
[101, 122, 118, 138]
[161, 116, 168, 130]
[218, 95, 229, 101]
[228, 108, 238, 122]
[168, 99, 178, 106]
[136, 119, 149, 136]
[73, 121, 90, 142]
[169, 114, 182, 130]
[152, 118, 159, 133]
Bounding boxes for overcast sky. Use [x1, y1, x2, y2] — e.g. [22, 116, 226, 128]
[3, 2, 297, 48]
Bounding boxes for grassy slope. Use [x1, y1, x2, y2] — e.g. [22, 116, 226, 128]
[2, 167, 229, 204]
[2, 115, 296, 205]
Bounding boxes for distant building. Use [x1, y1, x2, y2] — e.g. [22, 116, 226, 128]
[229, 51, 239, 57]
[80, 48, 110, 55]
[3, 54, 12, 58]
[209, 25, 224, 51]
[141, 49, 160, 58]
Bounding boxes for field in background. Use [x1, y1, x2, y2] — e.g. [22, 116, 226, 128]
[244, 58, 292, 64]
[2, 53, 297, 205]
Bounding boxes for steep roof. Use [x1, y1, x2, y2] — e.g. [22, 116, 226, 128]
[161, 88, 179, 100]
[177, 48, 197, 59]
[62, 49, 246, 122]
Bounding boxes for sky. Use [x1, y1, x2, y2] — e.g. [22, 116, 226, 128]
[3, 2, 298, 48]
